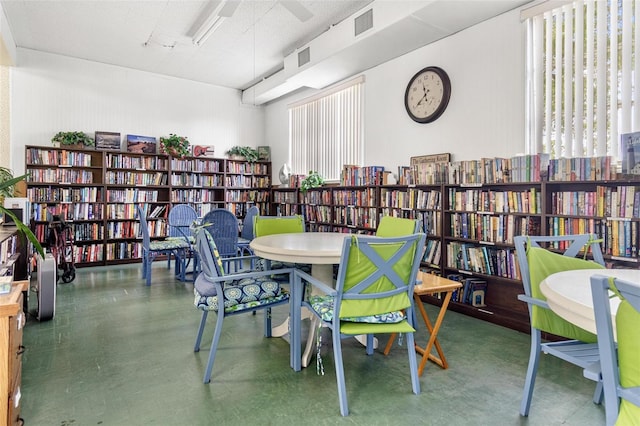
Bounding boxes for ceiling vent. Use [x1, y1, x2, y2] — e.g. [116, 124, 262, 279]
[298, 47, 311, 67]
[354, 9, 373, 37]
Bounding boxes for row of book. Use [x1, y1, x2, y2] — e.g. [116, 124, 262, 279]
[72, 223, 104, 241]
[105, 153, 167, 170]
[0, 234, 17, 265]
[380, 188, 441, 210]
[275, 204, 299, 216]
[548, 156, 614, 181]
[331, 188, 378, 207]
[170, 173, 223, 187]
[300, 189, 332, 205]
[446, 242, 521, 280]
[226, 202, 267, 218]
[445, 274, 488, 307]
[74, 244, 104, 263]
[26, 148, 94, 167]
[170, 158, 221, 173]
[107, 221, 141, 239]
[550, 186, 640, 218]
[224, 175, 271, 188]
[226, 162, 269, 175]
[225, 190, 270, 203]
[106, 189, 158, 203]
[333, 206, 378, 229]
[32, 202, 102, 221]
[422, 239, 441, 266]
[171, 189, 222, 203]
[27, 168, 95, 185]
[340, 165, 387, 186]
[450, 214, 540, 244]
[104, 204, 165, 221]
[27, 187, 101, 203]
[105, 171, 167, 186]
[273, 191, 299, 204]
[105, 242, 142, 261]
[302, 205, 332, 223]
[447, 187, 541, 214]
[548, 217, 640, 259]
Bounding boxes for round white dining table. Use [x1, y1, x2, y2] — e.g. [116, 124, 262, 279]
[539, 268, 640, 335]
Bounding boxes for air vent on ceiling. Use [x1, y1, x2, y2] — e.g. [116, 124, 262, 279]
[354, 9, 373, 37]
[298, 47, 311, 67]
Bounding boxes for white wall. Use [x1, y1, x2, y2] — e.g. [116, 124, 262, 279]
[264, 8, 526, 179]
[10, 48, 263, 175]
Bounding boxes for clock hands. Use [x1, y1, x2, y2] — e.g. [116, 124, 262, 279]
[415, 86, 430, 109]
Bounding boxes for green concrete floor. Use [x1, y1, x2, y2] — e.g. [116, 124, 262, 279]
[20, 263, 606, 425]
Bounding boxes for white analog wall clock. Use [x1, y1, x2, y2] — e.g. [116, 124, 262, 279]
[404, 66, 451, 123]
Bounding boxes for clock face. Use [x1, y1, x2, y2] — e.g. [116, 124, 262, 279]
[404, 66, 451, 123]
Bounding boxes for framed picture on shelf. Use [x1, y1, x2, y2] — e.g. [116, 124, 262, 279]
[192, 145, 215, 157]
[620, 131, 640, 174]
[95, 131, 121, 151]
[126, 134, 157, 154]
[257, 146, 271, 161]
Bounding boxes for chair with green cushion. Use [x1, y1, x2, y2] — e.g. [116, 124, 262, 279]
[291, 233, 426, 416]
[253, 215, 310, 274]
[591, 274, 640, 426]
[376, 215, 420, 236]
[193, 228, 292, 384]
[514, 234, 605, 416]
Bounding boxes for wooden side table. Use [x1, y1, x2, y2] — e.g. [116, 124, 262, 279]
[384, 271, 462, 376]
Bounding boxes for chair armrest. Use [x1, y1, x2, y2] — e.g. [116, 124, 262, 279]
[220, 254, 261, 265]
[294, 268, 336, 296]
[620, 387, 640, 407]
[517, 294, 550, 309]
[202, 267, 296, 284]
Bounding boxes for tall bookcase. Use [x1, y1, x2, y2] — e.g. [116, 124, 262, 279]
[25, 146, 271, 267]
[272, 178, 640, 332]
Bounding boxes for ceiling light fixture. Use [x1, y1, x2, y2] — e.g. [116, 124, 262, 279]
[191, 0, 237, 46]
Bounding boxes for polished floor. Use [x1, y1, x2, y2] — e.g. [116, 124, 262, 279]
[20, 262, 606, 425]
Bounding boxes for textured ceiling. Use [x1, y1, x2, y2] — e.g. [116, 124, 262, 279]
[1, 0, 372, 90]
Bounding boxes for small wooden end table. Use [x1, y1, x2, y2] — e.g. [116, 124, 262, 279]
[384, 271, 462, 376]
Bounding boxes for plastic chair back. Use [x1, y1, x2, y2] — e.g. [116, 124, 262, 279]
[254, 215, 305, 237]
[376, 216, 420, 237]
[168, 204, 198, 240]
[241, 205, 260, 241]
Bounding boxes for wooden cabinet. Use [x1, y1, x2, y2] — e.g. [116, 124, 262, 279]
[25, 146, 271, 267]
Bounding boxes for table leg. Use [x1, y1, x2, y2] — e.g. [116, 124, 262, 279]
[414, 292, 452, 376]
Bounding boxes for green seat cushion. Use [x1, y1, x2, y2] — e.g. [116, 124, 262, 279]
[527, 246, 604, 342]
[615, 299, 640, 424]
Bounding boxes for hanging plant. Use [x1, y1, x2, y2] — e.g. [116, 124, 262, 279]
[160, 134, 191, 158]
[300, 171, 325, 193]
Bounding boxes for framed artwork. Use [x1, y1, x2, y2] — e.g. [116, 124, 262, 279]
[620, 131, 640, 174]
[95, 131, 121, 151]
[192, 145, 215, 157]
[257, 146, 271, 161]
[127, 134, 157, 154]
[410, 153, 451, 166]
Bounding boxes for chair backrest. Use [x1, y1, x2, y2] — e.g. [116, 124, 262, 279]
[591, 274, 640, 425]
[168, 204, 198, 238]
[136, 205, 150, 249]
[200, 208, 239, 257]
[376, 216, 420, 237]
[195, 228, 225, 279]
[241, 205, 260, 240]
[253, 215, 305, 237]
[514, 234, 605, 342]
[334, 233, 426, 320]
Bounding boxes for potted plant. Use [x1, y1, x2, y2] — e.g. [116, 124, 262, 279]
[0, 167, 44, 257]
[300, 171, 325, 193]
[160, 134, 191, 158]
[51, 131, 95, 149]
[225, 146, 259, 162]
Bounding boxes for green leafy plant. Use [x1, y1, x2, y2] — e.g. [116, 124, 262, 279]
[51, 131, 95, 147]
[300, 171, 325, 193]
[225, 146, 259, 162]
[160, 134, 191, 158]
[0, 167, 44, 257]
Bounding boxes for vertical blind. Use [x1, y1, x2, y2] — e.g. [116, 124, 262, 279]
[525, 0, 640, 161]
[289, 76, 364, 181]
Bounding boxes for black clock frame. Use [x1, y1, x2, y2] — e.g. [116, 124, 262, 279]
[404, 66, 451, 124]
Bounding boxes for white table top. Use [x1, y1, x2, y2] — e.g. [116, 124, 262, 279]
[249, 232, 349, 264]
[540, 268, 640, 335]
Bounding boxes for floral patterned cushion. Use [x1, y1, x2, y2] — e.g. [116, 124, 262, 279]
[149, 238, 190, 251]
[309, 295, 405, 323]
[194, 274, 286, 312]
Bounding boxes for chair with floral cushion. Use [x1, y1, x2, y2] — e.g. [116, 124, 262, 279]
[193, 228, 293, 384]
[137, 205, 191, 286]
[290, 233, 426, 416]
[167, 204, 198, 281]
[591, 274, 640, 426]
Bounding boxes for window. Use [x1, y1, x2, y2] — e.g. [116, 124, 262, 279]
[525, 0, 640, 161]
[288, 76, 364, 181]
